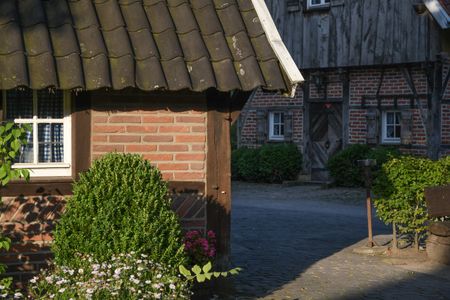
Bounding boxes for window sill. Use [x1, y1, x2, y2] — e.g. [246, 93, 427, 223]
[304, 5, 331, 13]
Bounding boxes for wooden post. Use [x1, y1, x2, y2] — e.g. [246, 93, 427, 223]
[342, 70, 350, 148]
[303, 73, 311, 174]
[429, 60, 442, 159]
[205, 89, 250, 268]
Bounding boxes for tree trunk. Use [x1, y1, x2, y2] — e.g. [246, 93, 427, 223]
[392, 222, 398, 251]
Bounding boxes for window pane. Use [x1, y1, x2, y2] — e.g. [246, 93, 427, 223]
[280, 113, 284, 123]
[6, 90, 33, 119]
[274, 113, 280, 123]
[38, 123, 64, 163]
[280, 124, 285, 135]
[386, 112, 394, 125]
[312, 0, 321, 4]
[38, 90, 64, 119]
[395, 113, 401, 125]
[274, 125, 280, 136]
[386, 125, 394, 138]
[15, 125, 33, 163]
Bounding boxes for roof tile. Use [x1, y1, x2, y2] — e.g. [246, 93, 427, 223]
[0, 0, 295, 93]
[0, 0, 18, 26]
[0, 23, 24, 55]
[161, 57, 192, 90]
[0, 53, 28, 89]
[28, 53, 58, 89]
[120, 1, 150, 32]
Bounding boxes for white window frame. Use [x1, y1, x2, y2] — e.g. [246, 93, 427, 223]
[2, 90, 72, 177]
[381, 111, 401, 144]
[269, 111, 285, 141]
[307, 0, 331, 9]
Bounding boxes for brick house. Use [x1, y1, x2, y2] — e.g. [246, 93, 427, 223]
[238, 0, 450, 181]
[0, 0, 302, 281]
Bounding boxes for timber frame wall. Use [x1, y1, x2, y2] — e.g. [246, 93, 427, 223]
[239, 61, 450, 174]
[0, 89, 246, 282]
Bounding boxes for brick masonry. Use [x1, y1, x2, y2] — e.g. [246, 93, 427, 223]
[239, 64, 450, 161]
[0, 95, 210, 284]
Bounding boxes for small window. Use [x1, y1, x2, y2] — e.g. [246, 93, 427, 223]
[382, 111, 401, 144]
[307, 0, 331, 9]
[2, 89, 72, 177]
[269, 112, 285, 141]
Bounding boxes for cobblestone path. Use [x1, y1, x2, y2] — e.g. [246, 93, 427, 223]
[229, 182, 450, 300]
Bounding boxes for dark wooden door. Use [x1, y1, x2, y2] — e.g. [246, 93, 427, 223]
[309, 102, 343, 181]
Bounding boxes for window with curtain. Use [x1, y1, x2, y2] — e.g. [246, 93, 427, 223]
[308, 0, 331, 9]
[3, 89, 72, 177]
[381, 111, 401, 144]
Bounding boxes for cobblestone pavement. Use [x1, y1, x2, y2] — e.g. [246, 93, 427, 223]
[229, 182, 450, 300]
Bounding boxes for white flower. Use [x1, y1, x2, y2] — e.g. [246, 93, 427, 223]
[145, 280, 151, 284]
[156, 274, 162, 279]
[86, 288, 94, 294]
[154, 293, 161, 299]
[13, 292, 23, 298]
[169, 283, 176, 290]
[58, 288, 66, 293]
[0, 285, 4, 290]
[78, 268, 84, 274]
[29, 277, 38, 284]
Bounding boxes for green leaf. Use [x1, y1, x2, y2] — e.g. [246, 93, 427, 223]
[204, 272, 212, 280]
[221, 272, 228, 277]
[196, 274, 206, 283]
[179, 265, 192, 277]
[192, 265, 202, 275]
[202, 261, 212, 273]
[229, 268, 240, 275]
[213, 272, 221, 278]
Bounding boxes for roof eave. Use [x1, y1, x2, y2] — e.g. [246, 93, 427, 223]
[424, 0, 450, 29]
[251, 0, 304, 97]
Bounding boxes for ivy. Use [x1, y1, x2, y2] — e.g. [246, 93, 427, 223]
[0, 122, 31, 186]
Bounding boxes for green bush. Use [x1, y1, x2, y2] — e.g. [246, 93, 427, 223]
[373, 156, 450, 242]
[231, 147, 248, 180]
[327, 144, 370, 187]
[53, 153, 187, 269]
[237, 147, 261, 181]
[258, 144, 302, 183]
[232, 144, 302, 183]
[327, 145, 401, 187]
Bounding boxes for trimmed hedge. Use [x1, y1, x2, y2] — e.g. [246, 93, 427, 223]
[232, 143, 302, 183]
[53, 153, 187, 269]
[327, 145, 401, 187]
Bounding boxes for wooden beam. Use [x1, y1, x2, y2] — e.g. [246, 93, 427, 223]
[430, 61, 442, 159]
[302, 74, 311, 174]
[206, 89, 232, 268]
[342, 71, 350, 148]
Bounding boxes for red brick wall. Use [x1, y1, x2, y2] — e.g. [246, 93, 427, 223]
[240, 65, 449, 158]
[91, 95, 207, 182]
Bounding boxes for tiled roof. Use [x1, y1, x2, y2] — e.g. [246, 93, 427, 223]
[0, 0, 298, 93]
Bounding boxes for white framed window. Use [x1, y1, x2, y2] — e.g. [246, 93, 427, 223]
[269, 112, 285, 141]
[307, 0, 331, 9]
[2, 89, 72, 177]
[381, 111, 401, 144]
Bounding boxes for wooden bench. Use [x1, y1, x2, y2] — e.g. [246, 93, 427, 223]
[424, 184, 450, 265]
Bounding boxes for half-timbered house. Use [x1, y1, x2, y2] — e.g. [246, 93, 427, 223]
[238, 0, 450, 181]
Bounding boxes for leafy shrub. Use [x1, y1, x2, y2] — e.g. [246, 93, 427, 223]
[53, 153, 187, 269]
[373, 156, 450, 244]
[236, 147, 261, 182]
[231, 147, 248, 180]
[327, 144, 370, 187]
[258, 144, 302, 183]
[232, 144, 302, 183]
[0, 122, 31, 186]
[29, 252, 191, 299]
[327, 145, 401, 187]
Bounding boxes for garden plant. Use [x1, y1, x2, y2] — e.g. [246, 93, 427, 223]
[30, 153, 190, 299]
[0, 121, 30, 299]
[373, 156, 450, 250]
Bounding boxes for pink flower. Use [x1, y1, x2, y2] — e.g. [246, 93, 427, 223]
[207, 230, 216, 239]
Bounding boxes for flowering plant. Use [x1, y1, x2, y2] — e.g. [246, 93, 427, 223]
[184, 230, 216, 265]
[28, 252, 191, 300]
